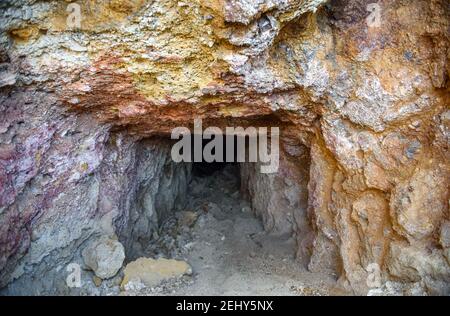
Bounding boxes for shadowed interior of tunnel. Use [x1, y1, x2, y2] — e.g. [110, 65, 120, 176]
[108, 129, 316, 295]
[115, 132, 313, 268]
[118, 131, 315, 297]
[191, 136, 238, 177]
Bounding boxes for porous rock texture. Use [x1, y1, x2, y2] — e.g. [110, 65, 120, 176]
[240, 141, 310, 237]
[0, 0, 449, 295]
[121, 257, 192, 290]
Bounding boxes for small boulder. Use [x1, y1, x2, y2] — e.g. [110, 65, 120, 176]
[121, 257, 192, 289]
[82, 236, 125, 279]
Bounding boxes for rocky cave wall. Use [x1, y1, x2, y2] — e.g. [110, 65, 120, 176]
[0, 0, 449, 295]
[1, 132, 192, 295]
[240, 140, 310, 237]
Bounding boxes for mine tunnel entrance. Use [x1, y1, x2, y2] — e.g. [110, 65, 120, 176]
[116, 132, 314, 295]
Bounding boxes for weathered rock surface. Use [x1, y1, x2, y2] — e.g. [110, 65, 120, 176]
[0, 0, 449, 295]
[121, 257, 192, 290]
[82, 236, 125, 280]
[240, 141, 310, 237]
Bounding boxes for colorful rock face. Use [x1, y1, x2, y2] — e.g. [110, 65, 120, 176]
[0, 0, 448, 295]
